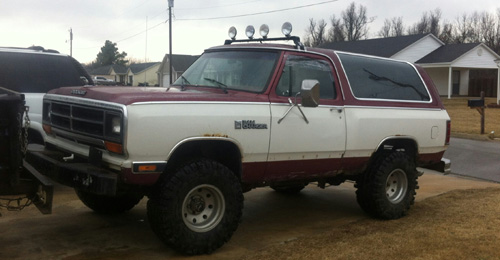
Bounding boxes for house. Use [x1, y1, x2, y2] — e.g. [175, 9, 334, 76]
[320, 34, 500, 104]
[157, 54, 200, 87]
[127, 62, 161, 86]
[90, 62, 161, 86]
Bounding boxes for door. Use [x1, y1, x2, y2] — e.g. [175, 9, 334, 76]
[452, 70, 460, 95]
[266, 53, 346, 181]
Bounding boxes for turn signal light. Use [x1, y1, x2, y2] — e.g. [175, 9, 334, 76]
[42, 124, 52, 135]
[138, 165, 157, 172]
[105, 141, 123, 154]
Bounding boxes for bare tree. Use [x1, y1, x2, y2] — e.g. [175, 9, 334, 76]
[453, 13, 470, 43]
[341, 2, 375, 41]
[439, 22, 454, 44]
[304, 18, 328, 47]
[392, 17, 405, 36]
[408, 8, 442, 36]
[378, 19, 392, 38]
[328, 14, 345, 42]
[379, 17, 404, 38]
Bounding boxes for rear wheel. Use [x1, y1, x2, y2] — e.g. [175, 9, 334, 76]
[355, 152, 418, 219]
[147, 159, 243, 255]
[75, 190, 143, 214]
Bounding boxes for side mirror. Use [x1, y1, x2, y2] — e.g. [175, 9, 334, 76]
[300, 79, 320, 107]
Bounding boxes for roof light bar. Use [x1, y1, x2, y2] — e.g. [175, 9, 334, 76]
[224, 22, 304, 50]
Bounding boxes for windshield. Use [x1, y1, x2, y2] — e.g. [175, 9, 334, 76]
[173, 50, 279, 93]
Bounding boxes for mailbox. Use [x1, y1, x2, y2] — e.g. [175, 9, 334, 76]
[468, 99, 485, 108]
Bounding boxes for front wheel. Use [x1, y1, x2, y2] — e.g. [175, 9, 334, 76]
[147, 159, 243, 255]
[355, 152, 418, 220]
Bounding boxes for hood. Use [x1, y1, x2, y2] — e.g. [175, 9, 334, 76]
[48, 86, 269, 105]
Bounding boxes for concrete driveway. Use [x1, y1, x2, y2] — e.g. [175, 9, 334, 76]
[0, 170, 497, 260]
[444, 137, 500, 182]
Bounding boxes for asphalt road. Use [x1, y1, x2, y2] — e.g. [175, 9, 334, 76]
[444, 137, 500, 182]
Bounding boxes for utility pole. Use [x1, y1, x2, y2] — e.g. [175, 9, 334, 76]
[69, 28, 73, 57]
[168, 0, 174, 85]
[145, 16, 148, 85]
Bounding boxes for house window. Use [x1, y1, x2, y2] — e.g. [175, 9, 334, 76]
[129, 75, 133, 86]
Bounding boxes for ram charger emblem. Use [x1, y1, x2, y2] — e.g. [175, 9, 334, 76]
[234, 120, 267, 129]
[71, 89, 87, 96]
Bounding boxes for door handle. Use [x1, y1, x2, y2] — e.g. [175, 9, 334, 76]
[330, 107, 343, 113]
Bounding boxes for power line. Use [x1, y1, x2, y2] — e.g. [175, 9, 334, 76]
[176, 0, 339, 21]
[176, 0, 262, 10]
[76, 20, 167, 50]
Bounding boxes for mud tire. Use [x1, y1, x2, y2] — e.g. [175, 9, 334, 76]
[355, 152, 418, 220]
[147, 159, 243, 255]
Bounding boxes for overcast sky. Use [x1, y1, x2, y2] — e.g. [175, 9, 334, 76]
[1, 0, 498, 64]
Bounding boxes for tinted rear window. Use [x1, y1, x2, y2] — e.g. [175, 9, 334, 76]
[338, 53, 430, 101]
[0, 52, 86, 93]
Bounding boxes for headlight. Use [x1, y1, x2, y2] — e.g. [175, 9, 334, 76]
[105, 113, 122, 138]
[111, 116, 121, 134]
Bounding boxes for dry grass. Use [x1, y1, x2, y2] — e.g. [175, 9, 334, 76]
[442, 97, 500, 137]
[242, 188, 500, 260]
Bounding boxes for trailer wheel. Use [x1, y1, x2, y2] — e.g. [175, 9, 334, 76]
[147, 159, 243, 255]
[355, 152, 418, 219]
[75, 190, 143, 214]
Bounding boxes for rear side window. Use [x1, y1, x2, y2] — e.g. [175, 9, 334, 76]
[338, 53, 430, 101]
[0, 52, 87, 93]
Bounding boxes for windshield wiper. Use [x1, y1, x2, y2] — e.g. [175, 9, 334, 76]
[203, 77, 228, 94]
[178, 75, 192, 91]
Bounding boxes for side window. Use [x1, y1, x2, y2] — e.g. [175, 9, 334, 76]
[0, 52, 85, 93]
[276, 55, 336, 99]
[338, 53, 430, 101]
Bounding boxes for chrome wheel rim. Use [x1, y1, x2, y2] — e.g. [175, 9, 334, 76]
[182, 184, 225, 232]
[386, 169, 408, 204]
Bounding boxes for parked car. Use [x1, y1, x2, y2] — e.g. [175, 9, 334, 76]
[27, 24, 450, 255]
[0, 47, 93, 144]
[93, 76, 116, 85]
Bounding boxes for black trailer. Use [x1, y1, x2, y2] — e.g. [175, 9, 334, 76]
[0, 86, 53, 215]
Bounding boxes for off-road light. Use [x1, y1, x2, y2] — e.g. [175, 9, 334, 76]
[281, 22, 293, 37]
[259, 24, 269, 38]
[245, 25, 255, 39]
[228, 26, 237, 40]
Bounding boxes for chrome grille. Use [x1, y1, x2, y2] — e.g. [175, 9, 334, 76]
[43, 100, 123, 144]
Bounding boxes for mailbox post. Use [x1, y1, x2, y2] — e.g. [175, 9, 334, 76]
[468, 91, 486, 134]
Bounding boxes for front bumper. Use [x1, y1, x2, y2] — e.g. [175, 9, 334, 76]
[25, 145, 118, 196]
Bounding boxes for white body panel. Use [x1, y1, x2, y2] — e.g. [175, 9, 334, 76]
[343, 106, 450, 158]
[125, 102, 271, 164]
[269, 103, 346, 161]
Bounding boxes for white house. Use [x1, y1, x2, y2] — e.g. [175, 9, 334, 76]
[157, 54, 200, 87]
[321, 34, 500, 104]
